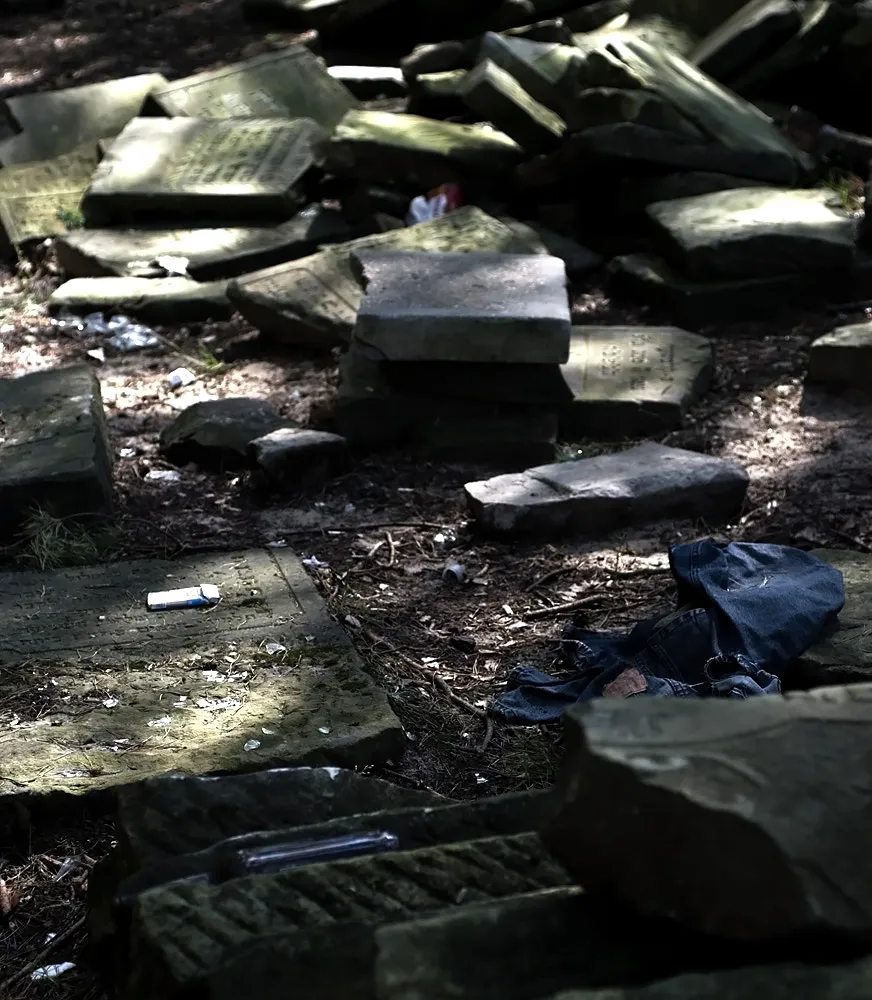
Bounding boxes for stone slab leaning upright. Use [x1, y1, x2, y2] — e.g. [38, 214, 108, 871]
[545, 686, 872, 941]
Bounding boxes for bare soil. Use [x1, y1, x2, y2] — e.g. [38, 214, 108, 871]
[2, 0, 872, 996]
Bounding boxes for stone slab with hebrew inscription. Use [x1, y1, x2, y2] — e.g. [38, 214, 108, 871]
[144, 47, 357, 130]
[559, 325, 714, 439]
[81, 117, 325, 226]
[0, 547, 403, 799]
[228, 206, 549, 348]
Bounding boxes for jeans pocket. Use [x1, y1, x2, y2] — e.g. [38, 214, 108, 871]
[647, 606, 717, 687]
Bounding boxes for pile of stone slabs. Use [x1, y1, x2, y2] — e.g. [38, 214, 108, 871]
[0, 546, 403, 800]
[81, 117, 326, 227]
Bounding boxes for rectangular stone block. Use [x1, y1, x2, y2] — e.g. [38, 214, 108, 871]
[559, 325, 714, 439]
[352, 251, 571, 363]
[381, 359, 570, 405]
[0, 73, 167, 163]
[465, 442, 749, 536]
[228, 206, 550, 348]
[144, 47, 357, 129]
[55, 206, 352, 281]
[478, 32, 583, 116]
[49, 277, 232, 323]
[81, 117, 325, 226]
[128, 832, 571, 998]
[0, 366, 112, 539]
[808, 323, 872, 389]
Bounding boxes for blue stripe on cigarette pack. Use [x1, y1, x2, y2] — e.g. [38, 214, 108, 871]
[147, 584, 221, 611]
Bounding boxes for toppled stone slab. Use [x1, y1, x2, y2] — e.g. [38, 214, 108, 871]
[55, 206, 352, 281]
[479, 31, 583, 115]
[128, 832, 571, 997]
[144, 47, 357, 129]
[647, 187, 857, 281]
[324, 109, 523, 188]
[808, 322, 872, 389]
[0, 73, 167, 164]
[352, 251, 571, 363]
[560, 326, 714, 439]
[563, 86, 704, 137]
[0, 548, 403, 800]
[328, 64, 407, 99]
[0, 366, 112, 539]
[160, 398, 293, 469]
[248, 427, 349, 488]
[460, 58, 565, 153]
[228, 206, 549, 348]
[546, 687, 872, 941]
[49, 277, 231, 323]
[465, 442, 748, 536]
[82, 117, 325, 226]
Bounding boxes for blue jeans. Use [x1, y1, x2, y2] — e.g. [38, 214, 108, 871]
[492, 539, 845, 723]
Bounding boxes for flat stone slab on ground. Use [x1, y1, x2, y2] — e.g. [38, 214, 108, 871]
[81, 117, 325, 226]
[0, 73, 167, 164]
[54, 206, 352, 281]
[646, 186, 857, 281]
[808, 322, 872, 388]
[0, 547, 403, 799]
[0, 366, 112, 539]
[49, 277, 231, 323]
[352, 251, 571, 363]
[144, 47, 357, 129]
[560, 325, 714, 439]
[248, 427, 349, 488]
[129, 832, 571, 998]
[324, 109, 523, 188]
[465, 442, 748, 536]
[228, 206, 549, 348]
[546, 687, 872, 941]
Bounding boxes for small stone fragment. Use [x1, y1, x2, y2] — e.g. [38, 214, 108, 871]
[809, 322, 872, 389]
[465, 442, 748, 536]
[49, 277, 231, 323]
[248, 428, 349, 488]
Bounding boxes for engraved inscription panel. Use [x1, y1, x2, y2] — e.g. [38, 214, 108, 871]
[580, 328, 679, 402]
[1, 189, 86, 243]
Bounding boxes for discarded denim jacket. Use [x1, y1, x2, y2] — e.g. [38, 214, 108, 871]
[492, 539, 846, 724]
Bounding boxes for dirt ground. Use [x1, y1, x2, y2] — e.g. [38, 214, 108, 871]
[3, 0, 872, 996]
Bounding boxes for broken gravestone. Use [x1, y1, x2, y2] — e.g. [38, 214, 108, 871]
[81, 117, 325, 226]
[545, 687, 872, 941]
[559, 325, 714, 439]
[0, 73, 168, 164]
[808, 322, 872, 389]
[0, 547, 403, 800]
[248, 428, 349, 489]
[144, 47, 357, 130]
[54, 206, 352, 281]
[49, 277, 231, 323]
[0, 366, 112, 539]
[227, 206, 550, 348]
[159, 398, 294, 469]
[464, 442, 748, 536]
[351, 251, 571, 363]
[646, 187, 857, 280]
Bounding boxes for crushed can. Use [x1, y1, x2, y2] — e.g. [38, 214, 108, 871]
[147, 584, 221, 612]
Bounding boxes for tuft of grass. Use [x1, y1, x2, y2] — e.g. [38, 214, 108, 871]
[18, 508, 101, 571]
[823, 168, 864, 215]
[56, 206, 85, 230]
[198, 343, 225, 371]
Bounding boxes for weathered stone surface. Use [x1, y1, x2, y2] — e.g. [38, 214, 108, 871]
[504, 220, 602, 275]
[465, 442, 748, 536]
[560, 326, 713, 439]
[48, 277, 231, 323]
[116, 767, 445, 871]
[460, 59, 565, 153]
[563, 0, 632, 32]
[479, 31, 583, 115]
[505, 17, 575, 43]
[563, 86, 703, 138]
[0, 549, 404, 800]
[647, 187, 857, 281]
[406, 69, 469, 117]
[0, 366, 112, 538]
[160, 398, 293, 468]
[327, 64, 407, 99]
[808, 323, 872, 389]
[228, 206, 548, 349]
[55, 206, 352, 281]
[794, 550, 872, 688]
[611, 171, 766, 217]
[248, 427, 349, 488]
[144, 47, 357, 129]
[401, 41, 473, 79]
[82, 117, 325, 226]
[0, 143, 99, 254]
[324, 109, 523, 187]
[128, 832, 570, 997]
[0, 73, 167, 164]
[380, 359, 570, 405]
[546, 688, 872, 941]
[550, 957, 872, 1000]
[690, 0, 802, 83]
[352, 251, 571, 363]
